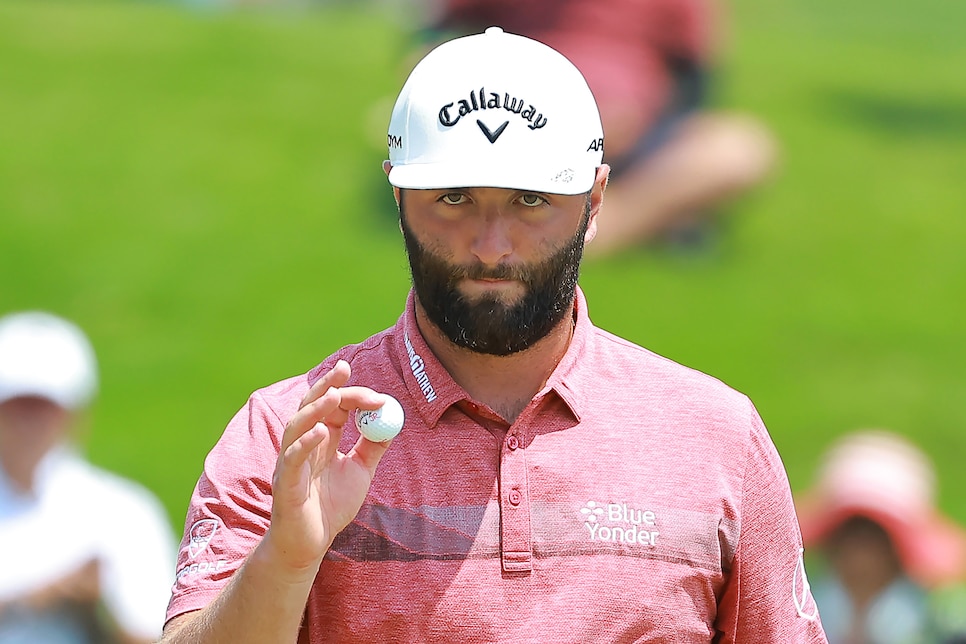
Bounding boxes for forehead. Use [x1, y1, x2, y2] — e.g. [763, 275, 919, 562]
[0, 395, 70, 417]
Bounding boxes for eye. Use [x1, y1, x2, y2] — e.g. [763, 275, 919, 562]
[440, 192, 467, 205]
[518, 193, 547, 207]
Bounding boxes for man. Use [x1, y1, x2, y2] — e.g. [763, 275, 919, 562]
[161, 27, 826, 642]
[0, 311, 176, 644]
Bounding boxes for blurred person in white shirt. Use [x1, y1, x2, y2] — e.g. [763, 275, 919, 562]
[0, 311, 176, 644]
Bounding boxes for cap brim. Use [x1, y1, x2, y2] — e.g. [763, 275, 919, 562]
[388, 162, 596, 196]
[0, 382, 75, 409]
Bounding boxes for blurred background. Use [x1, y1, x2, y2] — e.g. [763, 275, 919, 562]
[1, 0, 963, 544]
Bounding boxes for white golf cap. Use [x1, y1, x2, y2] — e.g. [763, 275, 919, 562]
[0, 311, 98, 410]
[387, 26, 604, 196]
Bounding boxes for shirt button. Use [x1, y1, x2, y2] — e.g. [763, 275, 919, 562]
[508, 489, 522, 506]
[506, 435, 519, 450]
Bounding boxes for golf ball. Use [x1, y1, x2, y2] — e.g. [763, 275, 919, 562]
[355, 395, 405, 442]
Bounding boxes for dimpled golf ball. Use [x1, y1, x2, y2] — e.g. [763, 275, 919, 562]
[355, 395, 405, 442]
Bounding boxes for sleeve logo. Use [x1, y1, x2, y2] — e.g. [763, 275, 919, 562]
[188, 518, 219, 559]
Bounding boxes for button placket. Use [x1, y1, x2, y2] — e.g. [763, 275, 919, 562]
[499, 430, 532, 572]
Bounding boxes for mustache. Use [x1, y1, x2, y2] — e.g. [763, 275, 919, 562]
[455, 263, 529, 282]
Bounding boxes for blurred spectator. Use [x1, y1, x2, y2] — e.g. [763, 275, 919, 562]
[796, 430, 966, 644]
[420, 0, 777, 255]
[0, 312, 176, 644]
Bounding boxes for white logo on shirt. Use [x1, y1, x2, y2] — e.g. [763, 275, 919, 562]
[793, 548, 819, 620]
[176, 559, 227, 581]
[580, 501, 660, 546]
[188, 518, 218, 558]
[405, 332, 438, 403]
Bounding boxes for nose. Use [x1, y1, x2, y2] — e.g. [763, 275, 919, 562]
[470, 210, 514, 266]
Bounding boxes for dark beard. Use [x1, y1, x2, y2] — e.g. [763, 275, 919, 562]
[399, 195, 589, 356]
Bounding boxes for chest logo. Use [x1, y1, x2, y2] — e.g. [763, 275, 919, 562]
[580, 500, 660, 546]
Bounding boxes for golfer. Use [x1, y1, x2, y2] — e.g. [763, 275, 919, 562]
[161, 27, 827, 643]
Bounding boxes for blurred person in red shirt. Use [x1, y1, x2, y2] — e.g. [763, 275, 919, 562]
[796, 429, 966, 644]
[423, 0, 777, 255]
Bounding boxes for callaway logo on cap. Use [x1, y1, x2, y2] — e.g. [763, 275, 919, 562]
[386, 26, 604, 196]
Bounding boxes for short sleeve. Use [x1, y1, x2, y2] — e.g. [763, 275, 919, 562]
[165, 391, 285, 623]
[714, 401, 829, 643]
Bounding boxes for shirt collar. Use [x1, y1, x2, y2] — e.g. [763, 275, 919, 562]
[543, 285, 592, 422]
[392, 287, 595, 427]
[394, 291, 467, 428]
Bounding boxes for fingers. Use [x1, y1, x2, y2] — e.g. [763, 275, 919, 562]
[300, 359, 351, 410]
[279, 417, 333, 472]
[335, 386, 388, 415]
[281, 386, 342, 455]
[281, 359, 392, 459]
[280, 358, 398, 479]
[297, 361, 386, 424]
[278, 385, 397, 482]
[282, 360, 354, 453]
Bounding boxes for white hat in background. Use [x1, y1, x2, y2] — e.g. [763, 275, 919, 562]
[0, 311, 98, 410]
[387, 26, 604, 196]
[797, 429, 966, 587]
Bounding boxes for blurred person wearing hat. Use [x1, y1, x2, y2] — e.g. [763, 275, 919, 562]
[160, 27, 826, 643]
[797, 430, 966, 644]
[0, 312, 177, 644]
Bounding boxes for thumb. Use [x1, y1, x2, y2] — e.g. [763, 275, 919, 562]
[347, 435, 394, 476]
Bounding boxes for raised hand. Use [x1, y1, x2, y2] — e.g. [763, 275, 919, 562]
[263, 360, 393, 576]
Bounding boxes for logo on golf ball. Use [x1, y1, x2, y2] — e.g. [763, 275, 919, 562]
[355, 395, 405, 442]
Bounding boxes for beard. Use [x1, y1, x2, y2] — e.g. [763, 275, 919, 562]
[399, 195, 590, 356]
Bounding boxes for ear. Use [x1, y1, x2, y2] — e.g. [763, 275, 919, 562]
[584, 164, 610, 245]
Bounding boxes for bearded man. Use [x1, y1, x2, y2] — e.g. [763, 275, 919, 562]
[160, 27, 827, 644]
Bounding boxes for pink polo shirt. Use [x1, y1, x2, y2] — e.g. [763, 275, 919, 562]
[167, 288, 827, 643]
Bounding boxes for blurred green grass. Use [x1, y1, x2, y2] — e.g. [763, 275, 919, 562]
[1, 0, 964, 531]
